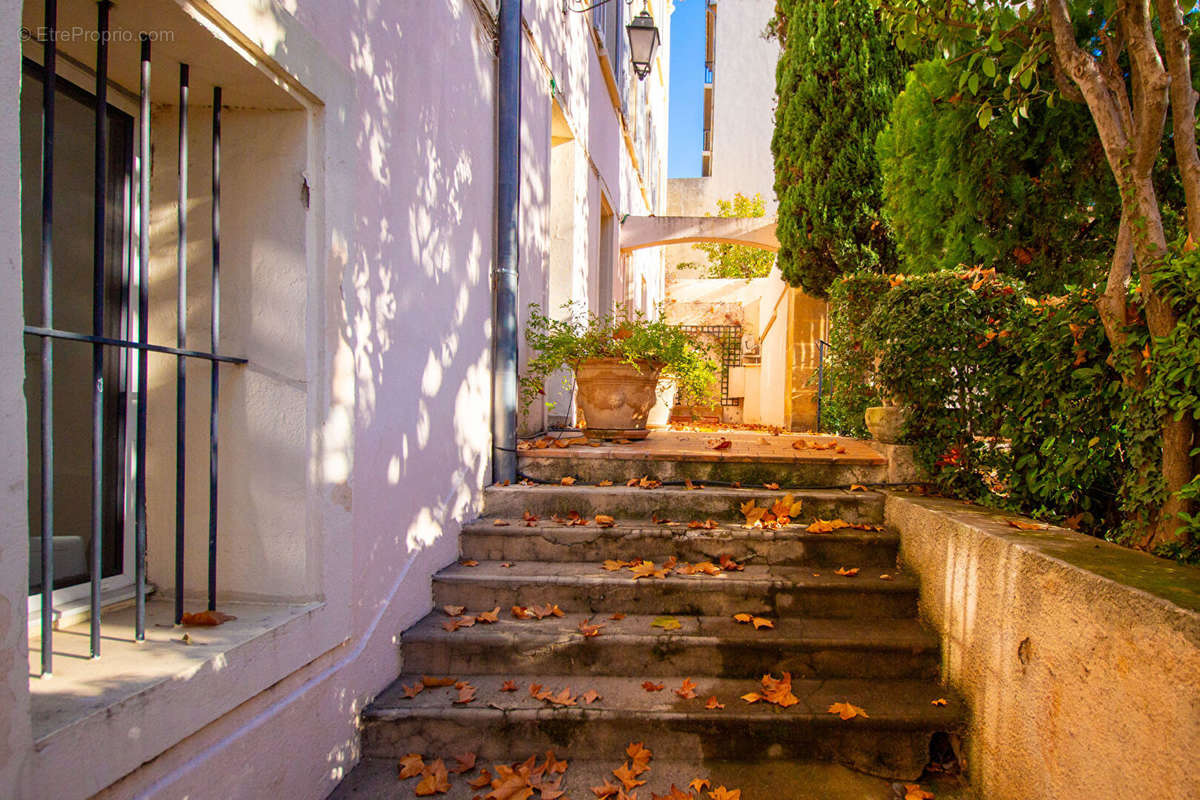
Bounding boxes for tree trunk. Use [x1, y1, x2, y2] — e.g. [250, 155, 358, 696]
[1045, 0, 1194, 548]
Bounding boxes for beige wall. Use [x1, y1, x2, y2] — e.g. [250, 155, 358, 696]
[889, 494, 1200, 800]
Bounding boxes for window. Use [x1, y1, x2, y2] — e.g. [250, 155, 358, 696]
[21, 60, 134, 607]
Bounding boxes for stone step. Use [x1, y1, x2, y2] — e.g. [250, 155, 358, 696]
[331, 756, 972, 800]
[517, 438, 888, 488]
[360, 674, 963, 781]
[483, 484, 885, 524]
[402, 613, 940, 680]
[461, 519, 900, 567]
[433, 561, 918, 619]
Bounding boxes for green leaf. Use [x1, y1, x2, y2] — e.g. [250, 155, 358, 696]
[968, 73, 980, 94]
[982, 57, 997, 78]
[977, 103, 993, 129]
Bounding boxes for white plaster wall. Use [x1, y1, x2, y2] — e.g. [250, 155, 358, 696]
[0, 0, 33, 792]
[664, 269, 789, 426]
[709, 0, 778, 210]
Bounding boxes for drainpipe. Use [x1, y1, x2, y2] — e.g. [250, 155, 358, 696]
[493, 0, 522, 483]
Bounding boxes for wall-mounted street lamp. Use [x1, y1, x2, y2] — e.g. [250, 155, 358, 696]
[562, 0, 661, 81]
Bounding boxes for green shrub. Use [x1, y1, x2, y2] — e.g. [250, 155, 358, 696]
[824, 273, 890, 437]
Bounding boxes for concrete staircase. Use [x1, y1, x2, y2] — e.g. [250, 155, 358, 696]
[333, 455, 963, 798]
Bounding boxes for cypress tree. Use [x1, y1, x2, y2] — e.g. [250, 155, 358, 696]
[771, 0, 904, 297]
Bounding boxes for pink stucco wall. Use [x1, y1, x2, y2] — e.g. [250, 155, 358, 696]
[0, 1, 670, 798]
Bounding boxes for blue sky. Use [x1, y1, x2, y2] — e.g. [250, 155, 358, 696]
[668, 0, 705, 178]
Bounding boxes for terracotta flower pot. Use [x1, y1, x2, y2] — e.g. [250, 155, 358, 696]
[575, 358, 663, 440]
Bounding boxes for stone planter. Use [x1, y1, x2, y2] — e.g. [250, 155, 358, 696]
[645, 378, 677, 429]
[575, 358, 663, 440]
[865, 405, 908, 444]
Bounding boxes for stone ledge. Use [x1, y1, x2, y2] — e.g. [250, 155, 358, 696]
[29, 597, 331, 798]
[886, 493, 1200, 800]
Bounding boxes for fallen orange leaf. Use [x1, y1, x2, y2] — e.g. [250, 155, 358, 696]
[719, 553, 744, 572]
[460, 559, 479, 567]
[401, 681, 424, 698]
[561, 476, 576, 485]
[642, 681, 665, 692]
[454, 683, 477, 704]
[827, 701, 869, 720]
[398, 753, 425, 779]
[511, 605, 536, 619]
[1008, 519, 1048, 530]
[807, 518, 851, 533]
[580, 689, 602, 704]
[597, 480, 614, 487]
[578, 618, 605, 637]
[468, 768, 492, 789]
[603, 559, 631, 571]
[442, 616, 475, 632]
[655, 786, 692, 800]
[674, 678, 698, 699]
[849, 484, 867, 492]
[630, 561, 670, 580]
[612, 762, 646, 790]
[763, 482, 780, 490]
[609, 612, 626, 620]
[500, 680, 518, 692]
[592, 779, 620, 798]
[450, 752, 476, 774]
[705, 696, 725, 710]
[905, 785, 935, 800]
[596, 514, 617, 528]
[931, 697, 948, 706]
[442, 604, 466, 617]
[709, 788, 741, 800]
[414, 758, 450, 795]
[180, 610, 237, 626]
[476, 607, 501, 623]
[627, 742, 652, 774]
[835, 567, 860, 577]
[422, 675, 456, 687]
[709, 438, 733, 450]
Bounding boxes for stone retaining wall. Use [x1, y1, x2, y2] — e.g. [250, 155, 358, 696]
[887, 493, 1200, 800]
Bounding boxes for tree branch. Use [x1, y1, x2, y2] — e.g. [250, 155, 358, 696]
[1154, 0, 1200, 240]
[1120, 0, 1171, 180]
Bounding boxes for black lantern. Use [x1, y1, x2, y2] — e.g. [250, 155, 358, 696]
[625, 6, 660, 81]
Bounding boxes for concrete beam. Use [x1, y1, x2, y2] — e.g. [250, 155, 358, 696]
[620, 215, 779, 252]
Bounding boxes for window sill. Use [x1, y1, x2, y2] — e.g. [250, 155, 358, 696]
[28, 595, 330, 795]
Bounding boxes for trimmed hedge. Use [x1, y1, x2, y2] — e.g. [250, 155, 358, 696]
[828, 261, 1198, 559]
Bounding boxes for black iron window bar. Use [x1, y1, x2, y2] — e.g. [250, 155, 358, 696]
[27, 1, 246, 677]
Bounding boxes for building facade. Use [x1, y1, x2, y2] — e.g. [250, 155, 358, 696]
[663, 0, 827, 431]
[0, 1, 671, 797]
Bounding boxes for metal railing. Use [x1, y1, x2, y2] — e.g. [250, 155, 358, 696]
[816, 339, 833, 433]
[27, 1, 246, 676]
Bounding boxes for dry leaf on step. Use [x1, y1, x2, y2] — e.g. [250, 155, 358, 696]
[413, 758, 450, 795]
[827, 701, 869, 720]
[398, 753, 425, 779]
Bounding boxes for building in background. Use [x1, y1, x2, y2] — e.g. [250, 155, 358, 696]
[0, 2, 671, 798]
[663, 0, 827, 431]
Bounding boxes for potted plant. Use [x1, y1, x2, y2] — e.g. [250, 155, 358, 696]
[521, 303, 719, 439]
